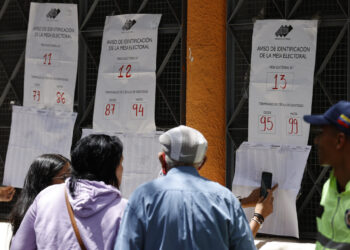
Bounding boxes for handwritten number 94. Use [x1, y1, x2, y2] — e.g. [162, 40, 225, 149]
[133, 104, 144, 117]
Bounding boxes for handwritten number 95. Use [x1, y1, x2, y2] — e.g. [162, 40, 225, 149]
[260, 115, 273, 131]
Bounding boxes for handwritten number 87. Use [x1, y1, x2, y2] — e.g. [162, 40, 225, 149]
[105, 104, 115, 116]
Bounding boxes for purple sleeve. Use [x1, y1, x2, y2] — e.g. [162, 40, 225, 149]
[10, 199, 37, 250]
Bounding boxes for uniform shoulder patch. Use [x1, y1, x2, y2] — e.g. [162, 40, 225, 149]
[345, 209, 350, 229]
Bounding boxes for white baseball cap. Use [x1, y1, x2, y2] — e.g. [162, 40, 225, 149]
[159, 125, 208, 165]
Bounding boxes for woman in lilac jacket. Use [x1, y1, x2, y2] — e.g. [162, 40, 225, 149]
[9, 154, 71, 236]
[11, 134, 127, 250]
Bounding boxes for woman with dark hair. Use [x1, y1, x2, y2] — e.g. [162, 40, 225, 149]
[11, 134, 127, 250]
[9, 154, 71, 235]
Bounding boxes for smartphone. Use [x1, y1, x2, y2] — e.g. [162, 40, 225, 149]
[260, 171, 272, 198]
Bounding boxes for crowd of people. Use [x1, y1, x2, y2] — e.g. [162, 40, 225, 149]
[0, 101, 349, 249]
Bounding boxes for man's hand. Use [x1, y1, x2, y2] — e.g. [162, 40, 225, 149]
[254, 184, 278, 219]
[240, 184, 278, 208]
[240, 187, 261, 208]
[0, 186, 15, 202]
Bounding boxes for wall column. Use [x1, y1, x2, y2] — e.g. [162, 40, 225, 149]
[186, 0, 226, 185]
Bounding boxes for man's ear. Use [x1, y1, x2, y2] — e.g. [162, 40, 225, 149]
[158, 152, 165, 164]
[336, 132, 346, 150]
[158, 152, 167, 174]
[197, 156, 207, 171]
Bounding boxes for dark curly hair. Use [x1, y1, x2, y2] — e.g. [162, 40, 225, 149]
[9, 154, 70, 235]
[69, 134, 123, 197]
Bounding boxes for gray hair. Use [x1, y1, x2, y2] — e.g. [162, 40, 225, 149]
[164, 154, 203, 169]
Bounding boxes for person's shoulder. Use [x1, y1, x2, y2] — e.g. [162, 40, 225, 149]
[202, 178, 240, 204]
[131, 178, 160, 196]
[36, 183, 65, 200]
[29, 184, 66, 215]
[120, 197, 128, 207]
[127, 178, 162, 204]
[202, 177, 234, 195]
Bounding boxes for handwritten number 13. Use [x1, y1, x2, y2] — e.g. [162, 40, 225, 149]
[273, 74, 287, 90]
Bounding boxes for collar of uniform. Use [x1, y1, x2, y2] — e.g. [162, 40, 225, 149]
[345, 179, 350, 193]
[166, 166, 200, 177]
[329, 170, 350, 194]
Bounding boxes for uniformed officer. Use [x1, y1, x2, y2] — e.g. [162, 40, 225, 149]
[304, 101, 350, 250]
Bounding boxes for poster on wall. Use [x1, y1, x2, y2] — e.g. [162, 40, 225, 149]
[93, 14, 161, 133]
[248, 20, 318, 145]
[23, 2, 78, 111]
[82, 129, 163, 198]
[232, 142, 311, 238]
[3, 106, 77, 188]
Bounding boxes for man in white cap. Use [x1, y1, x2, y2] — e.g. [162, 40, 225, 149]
[115, 125, 259, 250]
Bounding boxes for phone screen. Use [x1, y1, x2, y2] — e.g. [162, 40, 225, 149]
[260, 171, 272, 198]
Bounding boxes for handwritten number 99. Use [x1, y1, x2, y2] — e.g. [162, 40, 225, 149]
[288, 118, 298, 134]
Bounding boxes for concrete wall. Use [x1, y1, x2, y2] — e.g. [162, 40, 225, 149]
[186, 0, 226, 185]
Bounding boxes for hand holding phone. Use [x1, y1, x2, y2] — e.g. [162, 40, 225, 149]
[260, 171, 272, 198]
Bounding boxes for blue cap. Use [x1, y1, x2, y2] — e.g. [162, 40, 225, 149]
[303, 101, 350, 135]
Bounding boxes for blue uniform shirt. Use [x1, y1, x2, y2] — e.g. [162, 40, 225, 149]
[115, 166, 256, 250]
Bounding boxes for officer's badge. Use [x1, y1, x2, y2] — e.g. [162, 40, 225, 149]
[345, 209, 350, 229]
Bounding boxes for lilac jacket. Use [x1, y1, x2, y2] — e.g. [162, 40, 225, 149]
[11, 179, 127, 250]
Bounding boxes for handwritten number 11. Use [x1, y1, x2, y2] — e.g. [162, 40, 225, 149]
[43, 53, 52, 65]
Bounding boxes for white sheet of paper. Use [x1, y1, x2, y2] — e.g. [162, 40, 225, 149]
[248, 20, 317, 145]
[232, 142, 311, 238]
[254, 237, 315, 250]
[3, 106, 77, 188]
[0, 222, 12, 250]
[23, 3, 78, 111]
[93, 14, 161, 133]
[81, 129, 162, 198]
